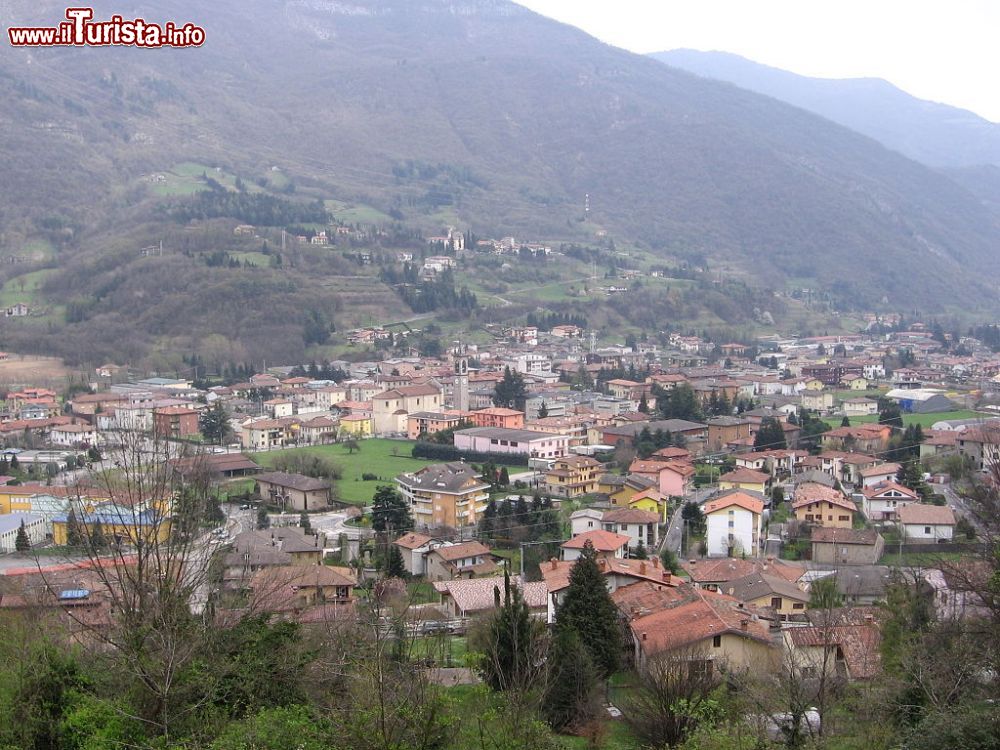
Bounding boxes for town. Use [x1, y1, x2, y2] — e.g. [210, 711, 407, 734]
[0, 312, 997, 749]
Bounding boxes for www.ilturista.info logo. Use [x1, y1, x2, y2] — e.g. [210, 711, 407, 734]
[8, 7, 205, 47]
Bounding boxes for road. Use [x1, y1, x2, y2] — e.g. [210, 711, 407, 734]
[189, 504, 253, 615]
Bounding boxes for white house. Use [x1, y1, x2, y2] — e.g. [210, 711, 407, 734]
[897, 504, 956, 541]
[860, 481, 919, 522]
[842, 398, 878, 417]
[560, 529, 629, 561]
[392, 532, 436, 576]
[601, 507, 660, 552]
[703, 491, 764, 558]
[49, 423, 98, 447]
[569, 508, 605, 537]
[0, 513, 47, 552]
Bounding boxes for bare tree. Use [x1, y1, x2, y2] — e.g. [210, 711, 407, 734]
[34, 429, 222, 739]
[621, 646, 723, 748]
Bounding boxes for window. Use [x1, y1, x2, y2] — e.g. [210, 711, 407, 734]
[925, 526, 931, 534]
[838, 515, 849, 522]
[770, 597, 782, 609]
[712, 635, 722, 648]
[792, 603, 804, 610]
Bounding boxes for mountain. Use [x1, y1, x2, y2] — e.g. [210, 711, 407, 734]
[1, 0, 1000, 367]
[652, 48, 1000, 170]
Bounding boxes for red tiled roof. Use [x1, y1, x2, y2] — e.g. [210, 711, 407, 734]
[561, 529, 630, 552]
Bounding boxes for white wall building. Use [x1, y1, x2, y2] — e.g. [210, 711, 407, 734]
[703, 492, 764, 557]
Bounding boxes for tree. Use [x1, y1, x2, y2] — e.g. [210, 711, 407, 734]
[840, 416, 851, 427]
[385, 543, 406, 579]
[622, 649, 723, 748]
[343, 438, 360, 454]
[682, 501, 706, 537]
[498, 466, 510, 487]
[541, 626, 599, 732]
[256, 506, 270, 530]
[660, 547, 681, 574]
[633, 540, 648, 559]
[638, 392, 650, 413]
[537, 401, 549, 419]
[299, 511, 312, 534]
[88, 518, 107, 550]
[656, 383, 703, 422]
[65, 506, 84, 547]
[878, 396, 904, 429]
[808, 575, 843, 610]
[479, 571, 544, 692]
[493, 366, 527, 410]
[754, 417, 787, 450]
[200, 401, 232, 444]
[555, 541, 621, 678]
[370, 485, 413, 533]
[14, 520, 30, 552]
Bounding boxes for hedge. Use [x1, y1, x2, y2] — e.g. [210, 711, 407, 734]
[411, 441, 529, 466]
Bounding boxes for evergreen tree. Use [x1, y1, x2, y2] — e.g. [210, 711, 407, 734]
[492, 366, 527, 410]
[555, 541, 622, 678]
[14, 520, 30, 552]
[200, 401, 231, 444]
[878, 396, 904, 428]
[638, 393, 650, 413]
[9, 454, 19, 470]
[633, 540, 648, 559]
[256, 506, 270, 530]
[89, 519, 107, 550]
[537, 401, 550, 419]
[371, 485, 413, 532]
[841, 416, 851, 427]
[480, 571, 542, 692]
[479, 499, 497, 540]
[386, 543, 406, 579]
[299, 511, 312, 534]
[498, 466, 510, 487]
[65, 507, 84, 547]
[754, 417, 787, 450]
[542, 626, 599, 731]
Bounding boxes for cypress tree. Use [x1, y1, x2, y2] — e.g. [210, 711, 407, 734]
[480, 570, 540, 692]
[386, 543, 406, 579]
[555, 540, 622, 678]
[542, 626, 599, 731]
[89, 519, 107, 550]
[66, 507, 83, 547]
[14, 520, 30, 553]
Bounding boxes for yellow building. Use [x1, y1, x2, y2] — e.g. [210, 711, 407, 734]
[396, 462, 490, 528]
[602, 475, 659, 507]
[51, 503, 172, 546]
[717, 468, 769, 496]
[792, 483, 856, 529]
[626, 487, 669, 522]
[544, 456, 601, 498]
[339, 414, 374, 438]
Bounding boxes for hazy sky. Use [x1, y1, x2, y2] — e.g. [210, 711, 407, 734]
[516, 0, 1000, 122]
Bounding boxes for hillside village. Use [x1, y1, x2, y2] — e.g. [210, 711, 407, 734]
[0, 312, 998, 747]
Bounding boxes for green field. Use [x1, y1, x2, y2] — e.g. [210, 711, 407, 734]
[325, 199, 394, 225]
[0, 268, 57, 307]
[252, 439, 433, 505]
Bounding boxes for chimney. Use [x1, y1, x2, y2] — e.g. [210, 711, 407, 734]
[549, 558, 558, 570]
[651, 556, 659, 568]
[662, 571, 671, 584]
[740, 619, 749, 631]
[639, 561, 647, 575]
[689, 559, 697, 565]
[641, 632, 647, 641]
